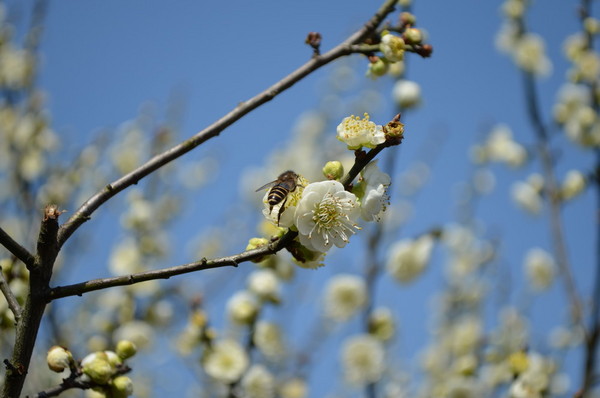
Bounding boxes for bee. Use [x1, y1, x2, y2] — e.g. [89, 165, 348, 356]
[256, 170, 300, 225]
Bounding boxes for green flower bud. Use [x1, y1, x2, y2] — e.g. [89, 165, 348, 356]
[82, 353, 115, 385]
[116, 340, 137, 360]
[367, 58, 388, 78]
[246, 237, 270, 263]
[403, 27, 423, 44]
[400, 12, 416, 25]
[322, 161, 344, 180]
[110, 376, 134, 398]
[46, 345, 73, 373]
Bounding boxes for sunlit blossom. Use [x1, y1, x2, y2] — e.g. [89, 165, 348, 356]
[336, 113, 385, 150]
[203, 339, 249, 384]
[295, 180, 360, 252]
[227, 290, 259, 325]
[240, 364, 275, 398]
[342, 334, 385, 386]
[386, 235, 434, 284]
[358, 161, 391, 221]
[392, 80, 421, 109]
[253, 321, 286, 360]
[511, 181, 542, 215]
[524, 248, 555, 291]
[323, 273, 368, 322]
[380, 33, 405, 62]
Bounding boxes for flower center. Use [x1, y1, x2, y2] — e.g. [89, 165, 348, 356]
[313, 194, 343, 230]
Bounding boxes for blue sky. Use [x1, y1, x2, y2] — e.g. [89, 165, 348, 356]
[8, 0, 596, 396]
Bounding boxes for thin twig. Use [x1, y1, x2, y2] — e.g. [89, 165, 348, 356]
[0, 266, 22, 322]
[0, 227, 35, 269]
[56, 0, 399, 249]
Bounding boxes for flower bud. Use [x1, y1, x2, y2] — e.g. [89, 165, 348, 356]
[246, 237, 270, 263]
[110, 376, 134, 398]
[367, 57, 388, 78]
[116, 340, 137, 360]
[322, 161, 344, 180]
[82, 352, 115, 385]
[403, 28, 423, 44]
[400, 12, 416, 26]
[46, 345, 73, 373]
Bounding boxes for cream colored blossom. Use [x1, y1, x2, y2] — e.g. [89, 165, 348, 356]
[485, 124, 527, 167]
[203, 339, 249, 384]
[513, 33, 552, 76]
[323, 274, 367, 322]
[368, 307, 396, 341]
[386, 235, 434, 284]
[336, 113, 385, 150]
[295, 181, 360, 253]
[524, 248, 555, 291]
[227, 291, 259, 325]
[392, 80, 421, 109]
[253, 321, 285, 360]
[240, 364, 275, 398]
[380, 33, 405, 62]
[511, 181, 542, 215]
[247, 269, 280, 302]
[342, 334, 385, 386]
[279, 378, 308, 398]
[358, 161, 391, 221]
[561, 170, 586, 200]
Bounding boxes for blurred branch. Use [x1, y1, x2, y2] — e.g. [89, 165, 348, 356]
[0, 227, 35, 269]
[56, 0, 399, 249]
[32, 365, 130, 398]
[0, 266, 21, 323]
[521, 70, 583, 325]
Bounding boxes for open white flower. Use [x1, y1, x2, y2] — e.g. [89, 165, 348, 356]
[342, 334, 385, 386]
[386, 235, 434, 284]
[323, 274, 368, 322]
[336, 113, 385, 150]
[358, 161, 391, 221]
[203, 339, 249, 384]
[524, 248, 556, 292]
[295, 181, 360, 252]
[380, 33, 405, 62]
[240, 364, 276, 398]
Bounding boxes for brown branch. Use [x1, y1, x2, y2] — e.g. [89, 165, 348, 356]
[3, 206, 62, 398]
[0, 227, 35, 269]
[56, 0, 399, 249]
[521, 71, 583, 325]
[49, 229, 298, 301]
[0, 266, 22, 323]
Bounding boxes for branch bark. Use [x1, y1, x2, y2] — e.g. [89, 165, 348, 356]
[56, 0, 398, 249]
[0, 227, 35, 269]
[0, 267, 22, 323]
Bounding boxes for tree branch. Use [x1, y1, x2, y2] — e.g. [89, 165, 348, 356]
[0, 266, 21, 323]
[0, 227, 35, 269]
[49, 229, 298, 301]
[56, 0, 398, 249]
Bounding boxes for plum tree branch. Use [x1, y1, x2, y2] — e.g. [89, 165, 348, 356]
[0, 267, 21, 323]
[0, 226, 35, 269]
[56, 0, 399, 249]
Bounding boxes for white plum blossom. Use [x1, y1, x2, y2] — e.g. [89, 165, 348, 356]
[380, 33, 405, 62]
[336, 113, 386, 150]
[279, 378, 308, 398]
[511, 181, 542, 215]
[203, 339, 249, 384]
[513, 33, 552, 77]
[247, 269, 280, 302]
[342, 334, 385, 386]
[485, 125, 527, 167]
[240, 364, 276, 398]
[524, 248, 556, 291]
[227, 290, 259, 325]
[253, 321, 286, 360]
[561, 170, 586, 200]
[358, 161, 391, 221]
[295, 180, 360, 252]
[392, 80, 421, 109]
[386, 235, 434, 284]
[323, 274, 368, 322]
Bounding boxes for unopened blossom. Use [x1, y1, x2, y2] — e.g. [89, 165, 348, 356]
[47, 346, 73, 373]
[524, 248, 556, 291]
[295, 181, 360, 253]
[380, 33, 405, 62]
[342, 334, 385, 386]
[247, 269, 280, 302]
[511, 181, 542, 215]
[240, 364, 275, 398]
[358, 161, 391, 221]
[227, 290, 259, 324]
[392, 80, 421, 109]
[203, 339, 249, 384]
[323, 274, 368, 322]
[561, 170, 586, 200]
[336, 113, 385, 150]
[386, 235, 434, 284]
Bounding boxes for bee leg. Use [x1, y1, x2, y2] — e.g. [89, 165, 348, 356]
[276, 197, 288, 226]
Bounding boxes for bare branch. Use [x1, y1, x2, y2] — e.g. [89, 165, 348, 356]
[56, 0, 399, 249]
[0, 227, 35, 269]
[49, 229, 298, 301]
[0, 266, 21, 323]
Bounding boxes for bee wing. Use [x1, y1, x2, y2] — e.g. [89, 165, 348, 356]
[255, 180, 277, 192]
